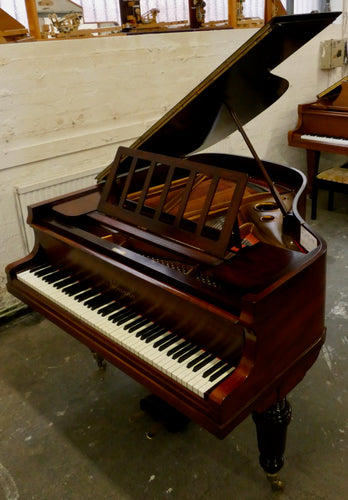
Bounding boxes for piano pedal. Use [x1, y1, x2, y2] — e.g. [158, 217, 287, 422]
[138, 394, 190, 436]
[129, 410, 146, 423]
[91, 351, 107, 370]
[266, 473, 284, 491]
[128, 409, 162, 438]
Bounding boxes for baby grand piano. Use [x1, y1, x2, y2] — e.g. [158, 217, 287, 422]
[288, 75, 348, 193]
[6, 13, 339, 489]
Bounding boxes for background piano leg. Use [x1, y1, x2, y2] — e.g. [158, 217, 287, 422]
[306, 150, 321, 196]
[252, 398, 292, 491]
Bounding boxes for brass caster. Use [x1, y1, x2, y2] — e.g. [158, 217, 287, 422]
[146, 422, 162, 440]
[266, 473, 285, 492]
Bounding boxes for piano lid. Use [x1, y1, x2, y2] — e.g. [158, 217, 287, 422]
[97, 12, 340, 182]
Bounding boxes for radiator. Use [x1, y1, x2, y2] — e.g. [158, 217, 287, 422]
[15, 167, 100, 253]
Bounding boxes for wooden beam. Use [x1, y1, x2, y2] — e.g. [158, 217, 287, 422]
[228, 0, 237, 28]
[24, 0, 41, 39]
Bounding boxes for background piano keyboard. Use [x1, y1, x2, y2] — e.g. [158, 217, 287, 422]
[300, 134, 348, 147]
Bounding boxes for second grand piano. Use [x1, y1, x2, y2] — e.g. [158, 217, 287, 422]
[288, 75, 348, 193]
[6, 12, 339, 488]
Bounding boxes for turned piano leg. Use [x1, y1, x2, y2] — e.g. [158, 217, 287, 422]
[252, 398, 292, 491]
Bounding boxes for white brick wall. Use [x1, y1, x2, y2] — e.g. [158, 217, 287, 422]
[0, 22, 344, 310]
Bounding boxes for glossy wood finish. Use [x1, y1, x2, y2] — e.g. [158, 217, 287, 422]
[98, 13, 340, 181]
[6, 154, 327, 440]
[253, 398, 292, 489]
[5, 14, 336, 479]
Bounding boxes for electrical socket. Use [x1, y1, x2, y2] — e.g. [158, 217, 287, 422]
[320, 39, 346, 69]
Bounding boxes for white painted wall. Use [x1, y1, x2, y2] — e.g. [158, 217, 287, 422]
[0, 19, 346, 311]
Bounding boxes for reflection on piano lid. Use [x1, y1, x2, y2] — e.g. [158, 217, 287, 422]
[6, 12, 339, 485]
[98, 12, 342, 182]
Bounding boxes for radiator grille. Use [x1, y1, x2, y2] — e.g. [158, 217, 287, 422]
[15, 168, 100, 252]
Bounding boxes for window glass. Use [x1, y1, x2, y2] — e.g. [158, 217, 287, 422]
[0, 0, 340, 31]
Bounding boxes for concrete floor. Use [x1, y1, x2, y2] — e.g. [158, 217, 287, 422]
[0, 192, 347, 500]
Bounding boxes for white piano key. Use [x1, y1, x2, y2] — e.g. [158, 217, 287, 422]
[300, 134, 348, 147]
[17, 267, 236, 398]
[196, 366, 236, 397]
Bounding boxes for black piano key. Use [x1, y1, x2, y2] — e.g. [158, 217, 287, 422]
[116, 311, 139, 326]
[82, 293, 102, 306]
[126, 317, 150, 332]
[70, 286, 90, 299]
[138, 324, 163, 339]
[43, 270, 68, 283]
[108, 309, 127, 322]
[208, 364, 233, 382]
[158, 335, 181, 352]
[75, 288, 96, 302]
[31, 264, 50, 275]
[192, 353, 215, 372]
[91, 297, 112, 310]
[177, 346, 200, 363]
[122, 313, 142, 328]
[145, 328, 169, 344]
[98, 301, 122, 316]
[53, 277, 76, 289]
[109, 307, 132, 322]
[62, 281, 86, 295]
[153, 330, 178, 349]
[202, 359, 225, 378]
[167, 339, 191, 357]
[35, 266, 57, 277]
[90, 291, 116, 309]
[187, 351, 210, 369]
[84, 293, 106, 308]
[171, 341, 194, 360]
[124, 315, 146, 329]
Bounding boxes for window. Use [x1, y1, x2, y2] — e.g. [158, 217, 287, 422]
[0, 0, 28, 27]
[0, 0, 335, 30]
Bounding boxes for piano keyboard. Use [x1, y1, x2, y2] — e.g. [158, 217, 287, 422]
[17, 265, 236, 398]
[300, 134, 348, 147]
